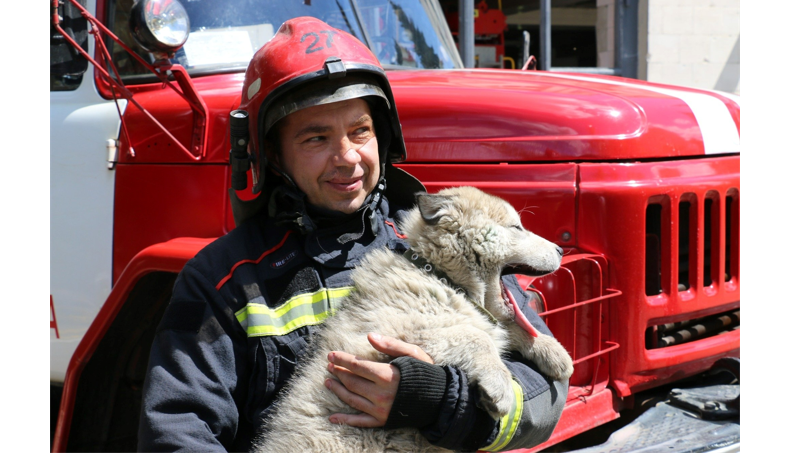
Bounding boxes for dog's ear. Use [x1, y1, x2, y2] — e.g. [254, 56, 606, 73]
[416, 192, 453, 225]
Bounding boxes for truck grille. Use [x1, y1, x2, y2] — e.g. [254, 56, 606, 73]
[642, 187, 740, 348]
[577, 156, 740, 398]
[644, 188, 739, 297]
[646, 308, 740, 349]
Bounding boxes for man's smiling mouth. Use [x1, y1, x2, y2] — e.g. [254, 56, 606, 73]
[326, 177, 363, 192]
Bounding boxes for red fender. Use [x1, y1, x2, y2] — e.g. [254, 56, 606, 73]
[52, 237, 214, 452]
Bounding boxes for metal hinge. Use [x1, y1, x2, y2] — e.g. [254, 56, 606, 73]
[107, 139, 118, 169]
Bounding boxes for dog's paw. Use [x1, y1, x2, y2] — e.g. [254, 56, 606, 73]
[476, 368, 514, 418]
[531, 335, 574, 381]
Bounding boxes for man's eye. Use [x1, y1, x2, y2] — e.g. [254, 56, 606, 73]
[305, 136, 325, 143]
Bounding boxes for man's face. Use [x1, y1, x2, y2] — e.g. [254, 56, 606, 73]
[275, 98, 381, 214]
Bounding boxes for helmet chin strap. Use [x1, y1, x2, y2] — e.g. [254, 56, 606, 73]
[337, 179, 386, 243]
[265, 152, 298, 191]
[267, 162, 388, 242]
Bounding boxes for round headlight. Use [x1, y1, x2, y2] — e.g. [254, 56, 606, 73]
[130, 0, 190, 55]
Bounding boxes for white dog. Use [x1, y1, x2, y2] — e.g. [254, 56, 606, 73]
[255, 186, 573, 452]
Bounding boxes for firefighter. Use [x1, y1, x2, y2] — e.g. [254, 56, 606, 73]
[138, 17, 568, 452]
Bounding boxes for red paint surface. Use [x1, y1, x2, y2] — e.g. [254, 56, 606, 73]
[112, 164, 229, 284]
[387, 69, 717, 162]
[399, 163, 577, 245]
[115, 73, 243, 164]
[523, 388, 622, 453]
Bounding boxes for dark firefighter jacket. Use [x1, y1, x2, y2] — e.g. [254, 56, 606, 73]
[137, 196, 568, 452]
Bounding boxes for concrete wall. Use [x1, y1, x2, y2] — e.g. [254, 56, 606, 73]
[646, 0, 740, 94]
[596, 0, 616, 69]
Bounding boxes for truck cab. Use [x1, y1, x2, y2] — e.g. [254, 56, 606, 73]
[51, 0, 740, 451]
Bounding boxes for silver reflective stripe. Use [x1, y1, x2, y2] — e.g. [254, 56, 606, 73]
[235, 287, 354, 337]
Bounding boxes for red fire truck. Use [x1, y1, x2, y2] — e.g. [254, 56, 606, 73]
[51, 0, 740, 451]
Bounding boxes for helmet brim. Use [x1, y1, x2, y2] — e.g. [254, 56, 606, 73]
[263, 77, 390, 137]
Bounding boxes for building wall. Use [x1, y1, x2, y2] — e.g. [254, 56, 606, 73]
[646, 0, 740, 94]
[596, 0, 616, 69]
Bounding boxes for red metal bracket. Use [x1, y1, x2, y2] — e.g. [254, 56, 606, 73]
[532, 253, 622, 400]
[51, 0, 208, 160]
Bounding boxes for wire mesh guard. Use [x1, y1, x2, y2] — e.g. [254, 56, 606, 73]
[522, 253, 621, 401]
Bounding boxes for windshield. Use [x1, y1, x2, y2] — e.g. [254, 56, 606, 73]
[355, 0, 459, 69]
[108, 0, 461, 82]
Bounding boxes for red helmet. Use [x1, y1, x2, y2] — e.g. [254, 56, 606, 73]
[238, 16, 407, 196]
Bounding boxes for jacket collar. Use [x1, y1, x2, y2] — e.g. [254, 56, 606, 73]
[267, 183, 402, 269]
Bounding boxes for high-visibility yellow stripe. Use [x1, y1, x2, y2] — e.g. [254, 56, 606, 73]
[235, 287, 354, 337]
[480, 379, 524, 452]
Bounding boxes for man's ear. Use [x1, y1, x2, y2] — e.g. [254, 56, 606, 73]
[416, 192, 453, 225]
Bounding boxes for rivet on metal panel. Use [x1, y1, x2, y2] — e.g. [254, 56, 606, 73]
[561, 231, 571, 242]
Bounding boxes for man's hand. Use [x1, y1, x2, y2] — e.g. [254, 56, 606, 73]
[325, 332, 433, 427]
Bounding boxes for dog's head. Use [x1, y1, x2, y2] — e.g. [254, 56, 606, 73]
[400, 186, 563, 319]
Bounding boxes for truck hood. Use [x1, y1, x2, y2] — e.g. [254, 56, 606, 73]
[122, 70, 739, 164]
[387, 69, 740, 162]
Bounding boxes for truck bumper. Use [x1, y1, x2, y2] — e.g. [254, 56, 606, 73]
[569, 381, 739, 453]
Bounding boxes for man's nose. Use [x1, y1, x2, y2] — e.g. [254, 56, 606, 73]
[333, 137, 362, 165]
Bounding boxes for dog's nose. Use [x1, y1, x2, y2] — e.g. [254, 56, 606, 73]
[555, 245, 564, 257]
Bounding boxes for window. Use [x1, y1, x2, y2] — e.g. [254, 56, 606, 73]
[50, 0, 89, 91]
[105, 0, 461, 84]
[439, 0, 639, 76]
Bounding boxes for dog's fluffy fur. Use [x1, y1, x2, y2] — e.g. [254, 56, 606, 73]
[255, 186, 573, 452]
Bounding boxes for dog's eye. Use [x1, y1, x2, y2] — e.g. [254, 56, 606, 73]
[510, 224, 524, 231]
